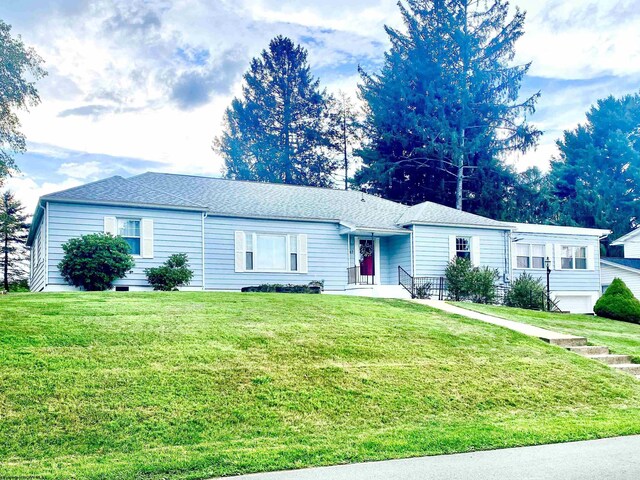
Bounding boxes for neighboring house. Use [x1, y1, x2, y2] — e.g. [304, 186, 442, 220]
[601, 229, 640, 298]
[27, 172, 610, 312]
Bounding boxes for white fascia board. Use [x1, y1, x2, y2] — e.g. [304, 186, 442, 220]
[511, 222, 611, 237]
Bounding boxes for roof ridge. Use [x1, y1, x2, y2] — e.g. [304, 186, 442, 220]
[134, 171, 407, 207]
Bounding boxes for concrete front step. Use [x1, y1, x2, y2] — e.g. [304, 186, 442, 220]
[567, 345, 609, 356]
[546, 337, 588, 347]
[612, 364, 640, 375]
[587, 354, 632, 365]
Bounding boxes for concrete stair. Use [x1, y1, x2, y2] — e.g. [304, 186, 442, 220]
[564, 344, 640, 378]
[546, 337, 588, 347]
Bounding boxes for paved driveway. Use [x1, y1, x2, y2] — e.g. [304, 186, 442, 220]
[214, 435, 640, 480]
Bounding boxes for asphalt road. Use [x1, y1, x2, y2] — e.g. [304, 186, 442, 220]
[215, 435, 640, 480]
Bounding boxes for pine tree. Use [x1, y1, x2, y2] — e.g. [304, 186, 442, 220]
[215, 36, 339, 187]
[549, 93, 640, 241]
[0, 190, 30, 291]
[356, 0, 541, 210]
[331, 91, 362, 189]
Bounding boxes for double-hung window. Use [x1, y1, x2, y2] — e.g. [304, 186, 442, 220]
[516, 244, 545, 269]
[118, 218, 141, 255]
[456, 237, 471, 260]
[244, 233, 299, 272]
[561, 246, 587, 270]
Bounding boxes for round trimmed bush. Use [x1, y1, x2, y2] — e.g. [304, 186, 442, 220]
[594, 278, 640, 324]
[58, 233, 135, 291]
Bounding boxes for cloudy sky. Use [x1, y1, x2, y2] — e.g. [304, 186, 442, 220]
[1, 0, 639, 212]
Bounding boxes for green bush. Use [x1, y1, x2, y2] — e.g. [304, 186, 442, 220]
[145, 253, 194, 291]
[241, 282, 322, 294]
[445, 257, 473, 301]
[58, 233, 135, 291]
[504, 273, 545, 310]
[468, 266, 499, 304]
[594, 278, 640, 324]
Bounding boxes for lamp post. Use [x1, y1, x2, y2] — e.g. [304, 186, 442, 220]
[545, 257, 551, 311]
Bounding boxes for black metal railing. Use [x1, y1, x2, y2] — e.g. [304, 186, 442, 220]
[347, 266, 375, 285]
[398, 266, 447, 300]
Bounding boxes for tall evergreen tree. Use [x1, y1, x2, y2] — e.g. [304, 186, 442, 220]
[0, 190, 29, 291]
[331, 91, 362, 189]
[215, 36, 339, 187]
[0, 20, 46, 183]
[356, 0, 541, 211]
[549, 93, 640, 241]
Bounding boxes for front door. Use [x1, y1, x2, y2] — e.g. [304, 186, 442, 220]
[358, 238, 379, 284]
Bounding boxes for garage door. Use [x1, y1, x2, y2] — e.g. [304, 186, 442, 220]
[555, 295, 593, 314]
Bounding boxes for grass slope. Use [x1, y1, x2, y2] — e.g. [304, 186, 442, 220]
[2, 292, 640, 479]
[452, 303, 640, 363]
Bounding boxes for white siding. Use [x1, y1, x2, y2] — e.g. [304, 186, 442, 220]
[601, 263, 640, 298]
[623, 240, 640, 258]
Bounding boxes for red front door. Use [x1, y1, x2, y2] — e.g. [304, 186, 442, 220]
[359, 240, 375, 276]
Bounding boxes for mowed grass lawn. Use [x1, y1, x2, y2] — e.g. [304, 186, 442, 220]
[452, 303, 640, 363]
[2, 293, 640, 479]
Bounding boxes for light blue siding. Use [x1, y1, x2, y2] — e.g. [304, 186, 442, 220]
[29, 214, 46, 292]
[512, 232, 601, 292]
[204, 216, 348, 291]
[383, 235, 413, 283]
[413, 225, 510, 281]
[46, 202, 204, 288]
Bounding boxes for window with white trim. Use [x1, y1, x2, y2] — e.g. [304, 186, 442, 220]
[456, 237, 471, 260]
[117, 218, 141, 255]
[516, 243, 545, 269]
[561, 246, 587, 270]
[244, 233, 300, 272]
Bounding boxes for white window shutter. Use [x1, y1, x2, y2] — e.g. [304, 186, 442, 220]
[471, 236, 481, 267]
[104, 216, 117, 235]
[141, 219, 154, 258]
[449, 235, 456, 261]
[298, 234, 308, 273]
[235, 231, 246, 272]
[587, 244, 595, 270]
[512, 242, 519, 270]
[554, 244, 562, 270]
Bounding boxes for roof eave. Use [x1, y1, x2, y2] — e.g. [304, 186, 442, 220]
[40, 197, 208, 212]
[401, 221, 513, 231]
[601, 259, 640, 274]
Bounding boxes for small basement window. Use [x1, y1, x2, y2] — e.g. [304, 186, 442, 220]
[115, 286, 130, 292]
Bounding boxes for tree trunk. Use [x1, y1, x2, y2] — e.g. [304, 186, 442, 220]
[3, 231, 8, 291]
[343, 101, 348, 190]
[456, 0, 470, 211]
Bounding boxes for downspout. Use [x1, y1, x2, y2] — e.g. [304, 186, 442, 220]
[44, 202, 49, 290]
[202, 212, 207, 291]
[504, 230, 511, 285]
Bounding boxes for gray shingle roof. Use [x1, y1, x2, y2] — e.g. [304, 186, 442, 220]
[601, 257, 640, 271]
[41, 175, 206, 210]
[36, 172, 512, 232]
[396, 201, 510, 228]
[127, 173, 408, 230]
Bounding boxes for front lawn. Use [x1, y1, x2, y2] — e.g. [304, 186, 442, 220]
[452, 302, 640, 362]
[2, 292, 640, 479]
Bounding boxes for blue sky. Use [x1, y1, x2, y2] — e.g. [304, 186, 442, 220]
[1, 0, 639, 212]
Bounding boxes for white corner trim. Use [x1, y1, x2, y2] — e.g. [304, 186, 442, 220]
[44, 202, 49, 288]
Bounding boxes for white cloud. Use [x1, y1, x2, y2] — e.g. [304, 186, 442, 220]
[4, 175, 83, 215]
[57, 161, 107, 180]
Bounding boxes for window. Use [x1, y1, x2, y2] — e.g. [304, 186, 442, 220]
[516, 243, 546, 269]
[456, 237, 471, 260]
[245, 236, 254, 271]
[561, 246, 587, 270]
[244, 233, 299, 272]
[290, 235, 298, 272]
[117, 218, 141, 255]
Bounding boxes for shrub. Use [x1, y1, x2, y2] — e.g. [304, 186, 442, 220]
[504, 273, 545, 310]
[145, 253, 194, 291]
[468, 266, 499, 304]
[241, 282, 322, 294]
[445, 257, 473, 301]
[58, 233, 135, 291]
[594, 278, 640, 324]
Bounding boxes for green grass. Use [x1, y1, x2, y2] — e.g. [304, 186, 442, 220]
[451, 302, 640, 363]
[2, 292, 640, 479]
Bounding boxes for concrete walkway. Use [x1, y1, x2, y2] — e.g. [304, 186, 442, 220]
[415, 300, 586, 346]
[214, 435, 640, 480]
